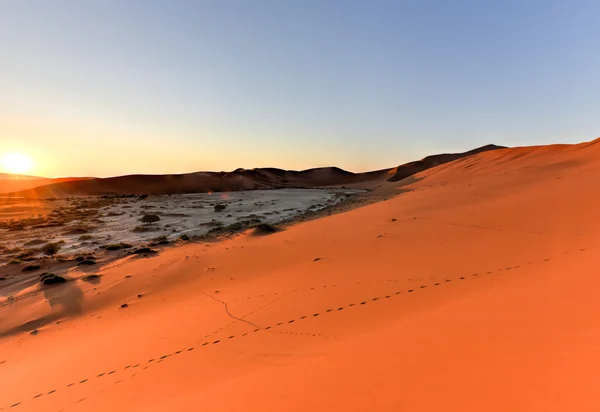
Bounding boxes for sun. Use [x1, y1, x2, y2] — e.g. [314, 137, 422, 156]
[0, 152, 35, 175]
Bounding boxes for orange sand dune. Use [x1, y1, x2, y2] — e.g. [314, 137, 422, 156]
[1, 139, 600, 411]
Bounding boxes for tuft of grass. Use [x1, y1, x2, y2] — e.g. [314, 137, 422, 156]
[81, 273, 102, 282]
[77, 259, 97, 266]
[40, 273, 67, 285]
[79, 234, 93, 241]
[179, 234, 190, 241]
[22, 264, 42, 272]
[9, 259, 23, 265]
[214, 204, 227, 212]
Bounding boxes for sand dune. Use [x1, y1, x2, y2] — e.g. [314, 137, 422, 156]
[0, 174, 89, 194]
[386, 143, 505, 182]
[3, 167, 390, 198]
[1, 139, 600, 411]
[2, 145, 501, 198]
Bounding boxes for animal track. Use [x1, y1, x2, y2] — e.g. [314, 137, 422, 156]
[2, 245, 594, 410]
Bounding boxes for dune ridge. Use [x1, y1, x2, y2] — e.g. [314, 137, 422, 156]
[2, 145, 503, 197]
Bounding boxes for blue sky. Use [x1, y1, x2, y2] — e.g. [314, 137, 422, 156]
[1, 0, 599, 177]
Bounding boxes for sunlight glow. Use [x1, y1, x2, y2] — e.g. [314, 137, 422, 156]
[0, 152, 35, 175]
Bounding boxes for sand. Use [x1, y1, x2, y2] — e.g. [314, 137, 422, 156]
[1, 139, 599, 411]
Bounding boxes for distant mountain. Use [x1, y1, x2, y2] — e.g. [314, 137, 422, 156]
[0, 174, 91, 194]
[2, 144, 504, 198]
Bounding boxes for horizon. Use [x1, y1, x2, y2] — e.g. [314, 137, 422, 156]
[2, 141, 512, 180]
[1, 1, 600, 178]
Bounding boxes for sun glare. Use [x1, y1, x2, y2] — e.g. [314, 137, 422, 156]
[0, 152, 35, 175]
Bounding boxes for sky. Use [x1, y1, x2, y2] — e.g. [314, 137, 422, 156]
[1, 0, 599, 178]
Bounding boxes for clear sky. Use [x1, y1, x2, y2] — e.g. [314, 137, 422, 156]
[1, 0, 599, 178]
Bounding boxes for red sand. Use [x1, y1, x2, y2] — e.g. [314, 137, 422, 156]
[1, 139, 599, 411]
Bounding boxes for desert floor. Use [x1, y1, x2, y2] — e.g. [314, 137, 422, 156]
[1, 140, 600, 411]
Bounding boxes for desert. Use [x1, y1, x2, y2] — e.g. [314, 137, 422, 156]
[2, 139, 600, 411]
[2, 1, 599, 410]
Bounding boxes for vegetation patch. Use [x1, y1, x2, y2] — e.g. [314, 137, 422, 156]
[22, 264, 42, 272]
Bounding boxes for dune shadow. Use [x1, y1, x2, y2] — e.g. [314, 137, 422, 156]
[43, 281, 84, 315]
[0, 281, 84, 338]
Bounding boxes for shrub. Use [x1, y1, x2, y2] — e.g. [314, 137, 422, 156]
[179, 234, 190, 241]
[151, 235, 169, 245]
[224, 222, 243, 231]
[9, 259, 23, 265]
[40, 273, 67, 285]
[133, 247, 157, 255]
[81, 273, 102, 282]
[79, 234, 93, 240]
[253, 223, 278, 235]
[22, 264, 42, 272]
[214, 204, 227, 212]
[77, 259, 97, 266]
[41, 242, 61, 257]
[141, 214, 160, 224]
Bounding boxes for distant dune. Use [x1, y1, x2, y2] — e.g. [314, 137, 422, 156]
[0, 174, 91, 194]
[2, 144, 502, 198]
[386, 144, 505, 182]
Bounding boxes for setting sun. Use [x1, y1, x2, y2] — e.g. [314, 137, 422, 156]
[0, 152, 34, 175]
